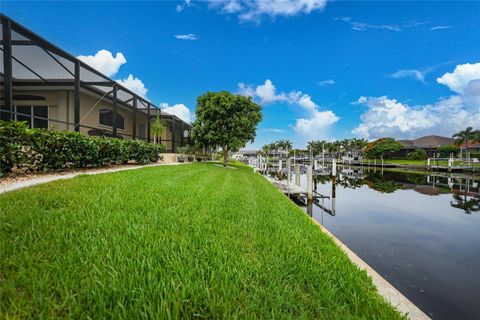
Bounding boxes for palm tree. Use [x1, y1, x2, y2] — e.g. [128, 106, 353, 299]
[352, 138, 368, 157]
[151, 113, 164, 145]
[452, 127, 476, 158]
[307, 140, 316, 154]
[473, 129, 480, 143]
[284, 140, 293, 154]
[341, 139, 351, 156]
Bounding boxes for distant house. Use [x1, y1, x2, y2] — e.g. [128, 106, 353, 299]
[459, 141, 480, 154]
[393, 135, 454, 157]
[232, 150, 258, 160]
[267, 149, 289, 159]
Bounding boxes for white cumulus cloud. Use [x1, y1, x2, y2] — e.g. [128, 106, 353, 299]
[255, 79, 287, 103]
[352, 96, 441, 138]
[77, 49, 126, 77]
[294, 110, 339, 140]
[353, 62, 480, 139]
[436, 62, 480, 94]
[237, 79, 339, 143]
[116, 74, 148, 99]
[160, 103, 191, 123]
[78, 49, 149, 99]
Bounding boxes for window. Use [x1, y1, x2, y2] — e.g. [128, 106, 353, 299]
[16, 106, 32, 124]
[33, 106, 48, 128]
[99, 109, 124, 130]
[2, 105, 49, 128]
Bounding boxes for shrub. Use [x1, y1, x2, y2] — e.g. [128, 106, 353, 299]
[407, 148, 427, 160]
[94, 137, 129, 165]
[127, 140, 163, 164]
[470, 152, 480, 159]
[34, 129, 100, 170]
[437, 145, 459, 157]
[0, 121, 39, 175]
[0, 121, 165, 176]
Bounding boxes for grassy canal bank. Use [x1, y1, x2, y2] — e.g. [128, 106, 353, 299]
[0, 163, 403, 319]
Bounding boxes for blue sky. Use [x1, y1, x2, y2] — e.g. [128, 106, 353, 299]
[2, 1, 480, 148]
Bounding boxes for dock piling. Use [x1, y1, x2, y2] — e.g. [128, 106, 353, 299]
[295, 164, 300, 186]
[287, 158, 291, 185]
[307, 165, 313, 200]
[331, 159, 336, 214]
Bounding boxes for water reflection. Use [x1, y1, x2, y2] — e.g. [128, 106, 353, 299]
[450, 194, 480, 214]
[302, 168, 480, 319]
[314, 168, 480, 215]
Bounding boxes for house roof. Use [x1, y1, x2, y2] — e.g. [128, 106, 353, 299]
[399, 135, 453, 148]
[459, 141, 480, 148]
[398, 139, 414, 147]
[413, 135, 453, 147]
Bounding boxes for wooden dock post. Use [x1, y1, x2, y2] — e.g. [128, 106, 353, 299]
[322, 146, 325, 168]
[307, 199, 313, 217]
[279, 159, 283, 173]
[331, 159, 336, 214]
[287, 158, 291, 184]
[307, 165, 313, 200]
[295, 164, 300, 186]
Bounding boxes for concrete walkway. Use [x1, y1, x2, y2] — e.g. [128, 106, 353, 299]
[0, 162, 187, 194]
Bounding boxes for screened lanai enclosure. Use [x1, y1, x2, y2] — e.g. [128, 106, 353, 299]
[0, 14, 190, 152]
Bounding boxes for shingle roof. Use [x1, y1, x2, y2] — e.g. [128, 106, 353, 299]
[412, 135, 453, 148]
[397, 136, 453, 148]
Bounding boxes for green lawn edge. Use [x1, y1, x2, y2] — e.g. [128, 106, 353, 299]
[0, 162, 405, 319]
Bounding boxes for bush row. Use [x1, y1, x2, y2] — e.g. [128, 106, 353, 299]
[0, 121, 164, 176]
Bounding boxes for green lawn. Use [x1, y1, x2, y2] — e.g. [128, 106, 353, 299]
[365, 159, 480, 168]
[381, 159, 426, 165]
[0, 163, 403, 319]
[360, 159, 426, 165]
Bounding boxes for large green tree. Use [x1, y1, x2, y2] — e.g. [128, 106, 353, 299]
[192, 91, 262, 166]
[364, 138, 402, 162]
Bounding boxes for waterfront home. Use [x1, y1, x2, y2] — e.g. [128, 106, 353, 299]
[0, 14, 190, 152]
[395, 135, 454, 157]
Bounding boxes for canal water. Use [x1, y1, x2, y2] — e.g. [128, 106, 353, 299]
[292, 168, 480, 320]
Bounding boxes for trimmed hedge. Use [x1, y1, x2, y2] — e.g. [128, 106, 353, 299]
[0, 121, 164, 176]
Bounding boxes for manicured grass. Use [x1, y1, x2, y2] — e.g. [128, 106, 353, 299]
[0, 163, 404, 319]
[381, 159, 426, 165]
[367, 159, 480, 167]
